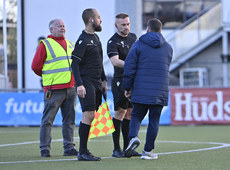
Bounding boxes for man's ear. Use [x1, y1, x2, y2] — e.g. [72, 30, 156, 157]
[115, 23, 117, 28]
[89, 18, 94, 24]
[146, 27, 150, 32]
[49, 27, 53, 34]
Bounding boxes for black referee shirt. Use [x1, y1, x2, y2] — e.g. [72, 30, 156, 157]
[71, 31, 106, 86]
[107, 32, 137, 78]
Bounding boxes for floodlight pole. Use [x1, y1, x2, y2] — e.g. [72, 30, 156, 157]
[222, 0, 230, 87]
[3, 0, 8, 88]
[222, 31, 229, 87]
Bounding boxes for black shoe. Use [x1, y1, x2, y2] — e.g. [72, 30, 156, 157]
[132, 150, 141, 156]
[41, 150, 50, 157]
[64, 148, 78, 156]
[78, 150, 101, 161]
[124, 137, 140, 158]
[112, 149, 125, 158]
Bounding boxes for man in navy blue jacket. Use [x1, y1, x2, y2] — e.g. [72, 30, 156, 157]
[123, 18, 173, 160]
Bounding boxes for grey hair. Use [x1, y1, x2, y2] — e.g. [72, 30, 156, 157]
[49, 19, 60, 28]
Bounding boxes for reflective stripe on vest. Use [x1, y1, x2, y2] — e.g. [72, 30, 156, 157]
[41, 38, 74, 86]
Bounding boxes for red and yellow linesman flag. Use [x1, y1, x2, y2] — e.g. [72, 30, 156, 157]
[88, 101, 115, 139]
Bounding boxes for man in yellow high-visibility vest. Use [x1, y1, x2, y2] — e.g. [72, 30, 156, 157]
[32, 19, 78, 157]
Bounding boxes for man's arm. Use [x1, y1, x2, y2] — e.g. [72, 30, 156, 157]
[107, 38, 124, 68]
[71, 36, 87, 98]
[31, 42, 47, 77]
[71, 56, 83, 87]
[71, 56, 87, 98]
[101, 65, 107, 99]
[109, 55, 124, 68]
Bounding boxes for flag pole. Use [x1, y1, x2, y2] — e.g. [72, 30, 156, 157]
[3, 0, 9, 88]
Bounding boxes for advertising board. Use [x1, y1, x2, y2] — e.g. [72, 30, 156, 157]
[0, 91, 170, 126]
[171, 88, 230, 125]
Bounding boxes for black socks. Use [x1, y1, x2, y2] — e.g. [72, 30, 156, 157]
[112, 118, 121, 150]
[122, 118, 130, 150]
[112, 118, 131, 151]
[78, 121, 90, 154]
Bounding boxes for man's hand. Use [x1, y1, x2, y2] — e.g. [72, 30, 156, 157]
[77, 85, 86, 98]
[124, 90, 131, 100]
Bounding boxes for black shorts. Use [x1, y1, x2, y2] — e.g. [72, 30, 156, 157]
[111, 77, 132, 111]
[78, 77, 102, 112]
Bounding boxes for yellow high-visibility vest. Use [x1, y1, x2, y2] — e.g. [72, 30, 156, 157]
[41, 38, 74, 86]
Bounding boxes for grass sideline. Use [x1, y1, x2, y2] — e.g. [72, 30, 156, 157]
[0, 125, 229, 170]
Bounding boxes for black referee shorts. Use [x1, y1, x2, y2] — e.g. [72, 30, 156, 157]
[111, 77, 132, 111]
[78, 77, 102, 112]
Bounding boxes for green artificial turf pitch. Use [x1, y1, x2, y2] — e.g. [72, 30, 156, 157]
[0, 125, 229, 170]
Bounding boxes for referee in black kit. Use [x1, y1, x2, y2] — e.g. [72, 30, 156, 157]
[107, 13, 141, 157]
[71, 8, 107, 161]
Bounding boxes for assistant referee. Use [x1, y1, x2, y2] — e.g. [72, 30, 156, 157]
[71, 8, 107, 161]
[107, 13, 141, 157]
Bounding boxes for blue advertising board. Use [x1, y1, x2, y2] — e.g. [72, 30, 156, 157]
[0, 91, 170, 126]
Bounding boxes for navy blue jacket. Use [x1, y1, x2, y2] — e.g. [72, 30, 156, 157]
[123, 32, 173, 106]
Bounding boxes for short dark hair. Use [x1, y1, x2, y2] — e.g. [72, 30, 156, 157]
[82, 8, 95, 25]
[116, 13, 129, 19]
[38, 36, 45, 41]
[147, 18, 162, 32]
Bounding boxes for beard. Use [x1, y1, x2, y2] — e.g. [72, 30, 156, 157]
[93, 23, 102, 32]
[120, 29, 130, 36]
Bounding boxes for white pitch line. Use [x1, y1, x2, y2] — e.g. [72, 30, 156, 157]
[0, 130, 146, 147]
[0, 138, 79, 147]
[0, 140, 230, 165]
[0, 141, 40, 147]
[158, 143, 230, 155]
[0, 158, 78, 164]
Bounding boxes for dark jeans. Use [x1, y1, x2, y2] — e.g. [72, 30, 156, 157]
[40, 87, 77, 151]
[129, 103, 163, 152]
